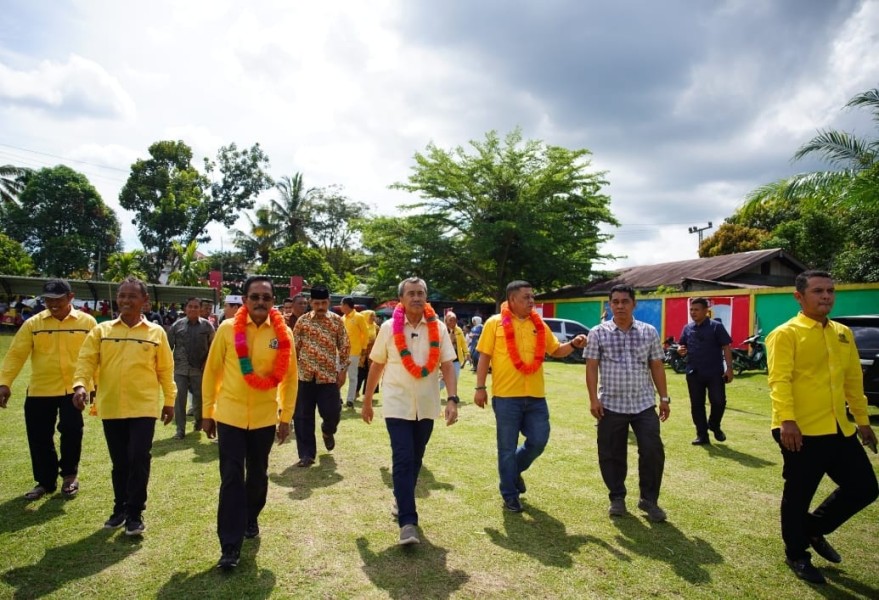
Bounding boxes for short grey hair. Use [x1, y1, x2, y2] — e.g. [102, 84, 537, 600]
[397, 277, 428, 298]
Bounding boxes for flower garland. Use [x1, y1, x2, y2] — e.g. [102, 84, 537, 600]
[233, 306, 292, 390]
[393, 303, 440, 378]
[500, 301, 546, 375]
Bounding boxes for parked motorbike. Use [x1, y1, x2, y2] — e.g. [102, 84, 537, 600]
[663, 336, 688, 374]
[731, 334, 767, 374]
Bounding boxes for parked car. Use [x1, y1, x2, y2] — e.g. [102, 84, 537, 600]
[543, 318, 590, 363]
[832, 315, 879, 408]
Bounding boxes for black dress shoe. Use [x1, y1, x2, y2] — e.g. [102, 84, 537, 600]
[712, 428, 727, 442]
[515, 475, 527, 495]
[217, 545, 240, 570]
[322, 432, 335, 451]
[785, 556, 825, 584]
[691, 436, 710, 445]
[244, 522, 260, 539]
[295, 457, 315, 468]
[503, 497, 523, 513]
[810, 536, 841, 563]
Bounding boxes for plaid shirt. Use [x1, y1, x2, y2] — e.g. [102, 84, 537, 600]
[292, 311, 350, 384]
[584, 319, 664, 414]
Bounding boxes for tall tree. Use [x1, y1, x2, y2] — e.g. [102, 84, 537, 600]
[698, 222, 770, 257]
[119, 140, 272, 281]
[0, 232, 34, 275]
[259, 243, 342, 290]
[104, 250, 149, 282]
[4, 165, 121, 277]
[0, 164, 31, 206]
[271, 172, 315, 246]
[308, 185, 369, 277]
[233, 206, 280, 265]
[390, 129, 617, 305]
[167, 240, 202, 286]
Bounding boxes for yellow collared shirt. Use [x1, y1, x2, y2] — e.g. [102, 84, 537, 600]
[202, 314, 298, 429]
[0, 308, 97, 397]
[477, 315, 560, 398]
[767, 312, 868, 435]
[344, 311, 369, 355]
[73, 317, 176, 419]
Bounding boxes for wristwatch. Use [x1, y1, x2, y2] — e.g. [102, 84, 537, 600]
[660, 396, 671, 404]
[447, 395, 460, 404]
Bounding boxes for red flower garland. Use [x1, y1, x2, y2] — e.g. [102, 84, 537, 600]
[393, 303, 440, 378]
[233, 306, 292, 390]
[500, 302, 546, 375]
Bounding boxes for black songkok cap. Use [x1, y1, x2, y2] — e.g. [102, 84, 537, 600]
[310, 285, 330, 300]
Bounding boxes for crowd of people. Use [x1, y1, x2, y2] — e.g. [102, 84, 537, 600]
[0, 271, 875, 584]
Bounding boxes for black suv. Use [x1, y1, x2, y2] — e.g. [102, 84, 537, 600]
[833, 315, 879, 408]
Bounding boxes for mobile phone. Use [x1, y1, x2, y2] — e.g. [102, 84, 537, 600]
[857, 429, 878, 454]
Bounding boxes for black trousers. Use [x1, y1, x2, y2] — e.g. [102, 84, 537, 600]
[772, 428, 878, 560]
[217, 422, 276, 550]
[293, 381, 342, 461]
[102, 418, 156, 518]
[24, 395, 83, 490]
[597, 408, 665, 503]
[685, 371, 726, 436]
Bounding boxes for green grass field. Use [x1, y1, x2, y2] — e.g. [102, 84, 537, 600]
[0, 332, 877, 599]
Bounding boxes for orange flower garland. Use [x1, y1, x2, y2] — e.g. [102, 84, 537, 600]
[393, 303, 440, 378]
[233, 306, 292, 390]
[500, 301, 546, 375]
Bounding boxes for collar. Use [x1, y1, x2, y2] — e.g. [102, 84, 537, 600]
[38, 308, 78, 322]
[113, 314, 147, 328]
[793, 311, 829, 329]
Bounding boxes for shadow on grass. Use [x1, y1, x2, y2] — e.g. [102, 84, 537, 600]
[151, 435, 217, 464]
[355, 535, 468, 599]
[270, 455, 343, 501]
[379, 465, 455, 497]
[702, 443, 776, 469]
[484, 503, 605, 567]
[809, 566, 879, 600]
[0, 495, 66, 535]
[611, 517, 722, 584]
[1, 528, 140, 598]
[156, 538, 275, 600]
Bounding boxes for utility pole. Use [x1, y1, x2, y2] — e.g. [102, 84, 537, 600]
[688, 222, 713, 247]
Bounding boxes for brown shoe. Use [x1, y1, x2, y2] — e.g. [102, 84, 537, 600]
[24, 485, 50, 500]
[62, 477, 80, 498]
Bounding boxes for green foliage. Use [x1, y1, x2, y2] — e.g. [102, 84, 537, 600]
[0, 164, 31, 206]
[259, 243, 341, 289]
[119, 140, 272, 282]
[167, 240, 203, 286]
[233, 205, 280, 265]
[198, 250, 250, 281]
[388, 129, 618, 305]
[308, 185, 369, 276]
[4, 165, 121, 277]
[698, 222, 770, 257]
[0, 232, 34, 275]
[103, 250, 148, 282]
[271, 172, 315, 246]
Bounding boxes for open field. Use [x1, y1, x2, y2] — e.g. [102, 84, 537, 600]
[1, 332, 877, 599]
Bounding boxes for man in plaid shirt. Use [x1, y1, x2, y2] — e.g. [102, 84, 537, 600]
[584, 284, 671, 522]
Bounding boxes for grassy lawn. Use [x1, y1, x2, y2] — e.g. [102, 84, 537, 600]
[0, 332, 877, 599]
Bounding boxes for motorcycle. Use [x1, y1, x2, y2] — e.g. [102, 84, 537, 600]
[663, 336, 688, 374]
[731, 334, 767, 374]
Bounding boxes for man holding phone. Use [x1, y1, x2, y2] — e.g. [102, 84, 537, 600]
[677, 297, 733, 445]
[767, 270, 878, 585]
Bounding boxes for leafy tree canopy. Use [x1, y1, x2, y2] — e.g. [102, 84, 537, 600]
[698, 222, 770, 257]
[388, 128, 618, 305]
[259, 243, 341, 291]
[0, 232, 34, 275]
[3, 165, 121, 277]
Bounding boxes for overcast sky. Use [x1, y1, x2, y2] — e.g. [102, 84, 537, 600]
[2, 0, 877, 273]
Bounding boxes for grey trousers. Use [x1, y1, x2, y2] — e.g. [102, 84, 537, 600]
[174, 368, 203, 434]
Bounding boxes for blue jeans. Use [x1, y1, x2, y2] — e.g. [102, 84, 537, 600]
[386, 418, 434, 527]
[492, 397, 550, 501]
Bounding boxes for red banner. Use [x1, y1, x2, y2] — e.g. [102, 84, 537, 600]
[209, 270, 222, 289]
[290, 276, 303, 295]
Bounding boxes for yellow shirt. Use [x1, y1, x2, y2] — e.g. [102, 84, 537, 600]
[202, 314, 298, 429]
[344, 311, 369, 355]
[767, 312, 868, 435]
[0, 308, 97, 397]
[450, 325, 469, 363]
[477, 314, 560, 398]
[73, 317, 176, 419]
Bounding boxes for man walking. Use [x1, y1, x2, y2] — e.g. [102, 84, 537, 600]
[202, 276, 298, 570]
[286, 294, 309, 329]
[291, 285, 349, 468]
[0, 279, 97, 500]
[220, 294, 242, 324]
[585, 284, 670, 522]
[72, 276, 176, 536]
[677, 297, 733, 445]
[474, 281, 586, 513]
[767, 270, 877, 584]
[362, 277, 459, 544]
[167, 297, 214, 439]
[340, 296, 368, 408]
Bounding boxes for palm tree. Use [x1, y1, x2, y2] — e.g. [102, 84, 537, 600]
[233, 206, 280, 265]
[270, 172, 314, 246]
[1, 164, 31, 206]
[167, 240, 202, 285]
[104, 250, 148, 282]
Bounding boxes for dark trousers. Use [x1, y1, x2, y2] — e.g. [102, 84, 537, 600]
[772, 428, 878, 560]
[24, 395, 83, 490]
[597, 408, 665, 503]
[102, 418, 156, 518]
[217, 423, 276, 550]
[386, 418, 434, 527]
[173, 369, 203, 434]
[293, 381, 342, 461]
[686, 372, 726, 436]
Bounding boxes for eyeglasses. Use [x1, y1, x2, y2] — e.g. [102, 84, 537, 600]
[247, 294, 274, 302]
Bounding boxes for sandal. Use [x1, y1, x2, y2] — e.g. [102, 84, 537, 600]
[24, 485, 49, 500]
[62, 477, 80, 498]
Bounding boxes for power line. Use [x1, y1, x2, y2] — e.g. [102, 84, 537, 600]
[0, 141, 130, 173]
